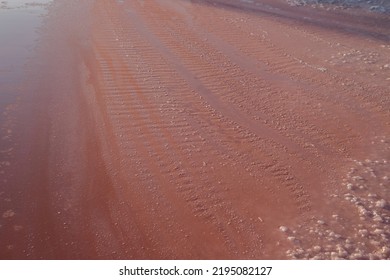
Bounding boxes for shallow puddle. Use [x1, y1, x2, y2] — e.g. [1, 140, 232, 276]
[0, 0, 52, 115]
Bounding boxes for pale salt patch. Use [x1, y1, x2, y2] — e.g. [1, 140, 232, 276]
[330, 252, 338, 259]
[359, 229, 368, 237]
[373, 229, 384, 235]
[381, 247, 390, 255]
[313, 246, 321, 252]
[13, 225, 23, 231]
[373, 215, 383, 222]
[2, 210, 15, 218]
[279, 226, 288, 232]
[376, 199, 386, 208]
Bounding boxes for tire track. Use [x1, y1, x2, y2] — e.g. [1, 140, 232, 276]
[179, 1, 388, 147]
[88, 0, 272, 258]
[84, 0, 326, 258]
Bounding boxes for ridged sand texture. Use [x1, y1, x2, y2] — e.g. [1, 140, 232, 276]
[0, 0, 389, 259]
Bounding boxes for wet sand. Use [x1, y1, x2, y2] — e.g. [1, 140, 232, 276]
[0, 0, 389, 259]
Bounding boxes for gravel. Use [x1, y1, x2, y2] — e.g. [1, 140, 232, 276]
[281, 136, 390, 259]
[285, 0, 390, 13]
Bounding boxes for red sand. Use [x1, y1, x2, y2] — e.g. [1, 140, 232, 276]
[0, 0, 389, 259]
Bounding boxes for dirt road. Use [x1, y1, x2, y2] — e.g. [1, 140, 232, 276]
[1, 0, 389, 259]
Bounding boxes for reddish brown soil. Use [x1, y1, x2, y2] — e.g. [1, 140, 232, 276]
[0, 0, 389, 259]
